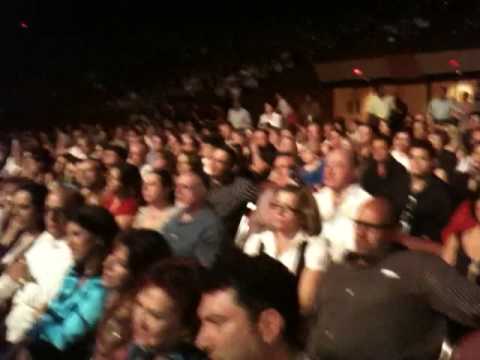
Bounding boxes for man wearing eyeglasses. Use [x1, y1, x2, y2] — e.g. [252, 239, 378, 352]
[308, 197, 480, 360]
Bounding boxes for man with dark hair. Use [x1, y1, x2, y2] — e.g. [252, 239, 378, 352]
[196, 250, 308, 360]
[162, 170, 224, 267]
[308, 197, 480, 360]
[207, 143, 258, 243]
[361, 135, 410, 217]
[399, 140, 453, 243]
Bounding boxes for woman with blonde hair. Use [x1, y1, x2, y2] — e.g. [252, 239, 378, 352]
[242, 185, 329, 314]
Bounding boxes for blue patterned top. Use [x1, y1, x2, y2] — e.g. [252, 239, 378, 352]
[30, 267, 106, 351]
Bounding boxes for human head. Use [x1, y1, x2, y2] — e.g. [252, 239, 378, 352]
[278, 136, 297, 155]
[438, 86, 448, 99]
[128, 141, 148, 167]
[264, 102, 274, 114]
[354, 197, 399, 258]
[323, 148, 357, 192]
[45, 186, 84, 239]
[132, 258, 204, 351]
[102, 144, 128, 169]
[252, 129, 269, 148]
[175, 170, 209, 210]
[270, 185, 321, 236]
[102, 229, 172, 290]
[306, 123, 322, 143]
[76, 159, 105, 191]
[11, 181, 48, 233]
[356, 124, 374, 146]
[371, 135, 391, 164]
[176, 152, 203, 176]
[209, 144, 237, 181]
[271, 152, 298, 187]
[22, 147, 53, 180]
[142, 169, 175, 206]
[392, 130, 411, 153]
[428, 129, 450, 152]
[218, 122, 233, 141]
[412, 120, 428, 141]
[409, 140, 436, 178]
[77, 136, 94, 157]
[196, 251, 302, 360]
[106, 163, 142, 199]
[66, 205, 119, 270]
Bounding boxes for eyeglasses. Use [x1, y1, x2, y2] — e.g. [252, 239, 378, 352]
[354, 219, 395, 230]
[270, 201, 300, 215]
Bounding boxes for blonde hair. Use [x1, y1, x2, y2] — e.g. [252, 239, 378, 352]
[274, 185, 322, 236]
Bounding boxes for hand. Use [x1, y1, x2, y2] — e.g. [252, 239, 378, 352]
[6, 258, 29, 282]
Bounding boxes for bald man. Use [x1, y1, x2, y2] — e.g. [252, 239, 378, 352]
[308, 197, 480, 360]
[314, 148, 371, 262]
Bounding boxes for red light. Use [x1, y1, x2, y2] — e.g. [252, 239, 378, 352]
[20, 21, 29, 29]
[448, 59, 460, 68]
[353, 68, 364, 76]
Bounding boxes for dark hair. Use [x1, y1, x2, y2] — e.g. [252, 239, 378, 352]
[67, 205, 119, 255]
[113, 163, 142, 199]
[141, 258, 205, 336]
[149, 169, 175, 204]
[372, 134, 392, 147]
[213, 143, 237, 168]
[410, 139, 436, 159]
[116, 229, 172, 287]
[16, 181, 48, 230]
[104, 144, 128, 161]
[27, 147, 53, 171]
[431, 129, 450, 147]
[204, 250, 302, 350]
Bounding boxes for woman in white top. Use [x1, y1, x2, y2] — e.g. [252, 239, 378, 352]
[133, 169, 178, 232]
[259, 102, 283, 129]
[242, 185, 329, 314]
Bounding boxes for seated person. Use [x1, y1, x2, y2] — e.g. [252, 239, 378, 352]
[93, 229, 172, 360]
[126, 258, 206, 359]
[24, 205, 119, 359]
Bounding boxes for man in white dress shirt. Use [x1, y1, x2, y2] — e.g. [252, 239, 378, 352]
[314, 148, 371, 262]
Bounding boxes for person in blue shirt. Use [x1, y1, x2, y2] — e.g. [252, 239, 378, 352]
[26, 205, 119, 359]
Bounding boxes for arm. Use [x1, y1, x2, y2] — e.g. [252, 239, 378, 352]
[115, 215, 135, 230]
[442, 233, 460, 266]
[298, 269, 322, 316]
[40, 283, 106, 350]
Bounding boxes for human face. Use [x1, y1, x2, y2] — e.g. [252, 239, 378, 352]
[66, 221, 96, 264]
[428, 134, 443, 152]
[77, 160, 100, 189]
[357, 125, 372, 145]
[102, 243, 129, 289]
[219, 125, 232, 141]
[253, 131, 268, 147]
[196, 289, 264, 360]
[371, 139, 390, 163]
[355, 204, 392, 256]
[270, 191, 301, 234]
[175, 173, 204, 209]
[307, 124, 321, 142]
[413, 122, 427, 140]
[272, 155, 296, 186]
[142, 173, 165, 205]
[128, 143, 147, 167]
[11, 190, 36, 230]
[393, 132, 410, 153]
[22, 152, 42, 178]
[209, 149, 231, 179]
[409, 147, 433, 177]
[176, 154, 192, 175]
[278, 137, 297, 155]
[44, 192, 67, 239]
[106, 168, 122, 194]
[323, 150, 354, 192]
[264, 103, 274, 114]
[102, 150, 121, 168]
[132, 286, 186, 351]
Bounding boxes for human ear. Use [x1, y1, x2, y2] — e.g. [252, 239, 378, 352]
[257, 308, 284, 345]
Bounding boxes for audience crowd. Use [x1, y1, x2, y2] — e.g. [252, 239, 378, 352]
[1, 86, 480, 359]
